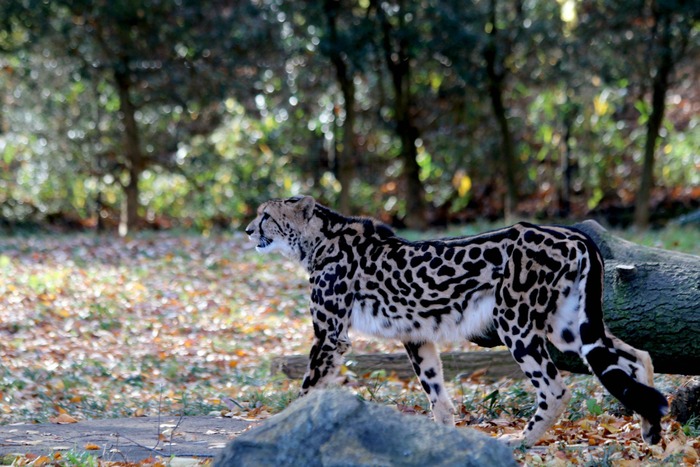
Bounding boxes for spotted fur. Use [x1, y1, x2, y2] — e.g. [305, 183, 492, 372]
[245, 195, 668, 447]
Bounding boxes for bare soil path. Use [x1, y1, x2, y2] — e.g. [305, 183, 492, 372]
[0, 416, 256, 462]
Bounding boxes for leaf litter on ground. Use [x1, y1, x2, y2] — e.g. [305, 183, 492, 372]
[0, 230, 698, 466]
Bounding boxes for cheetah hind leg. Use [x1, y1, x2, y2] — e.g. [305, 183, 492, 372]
[403, 341, 455, 426]
[501, 335, 571, 447]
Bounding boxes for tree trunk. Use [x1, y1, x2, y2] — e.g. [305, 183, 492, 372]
[374, 0, 426, 229]
[325, 0, 356, 215]
[670, 377, 700, 424]
[120, 164, 140, 237]
[633, 14, 674, 230]
[274, 221, 700, 378]
[95, 191, 105, 233]
[397, 118, 425, 230]
[558, 100, 577, 218]
[484, 0, 518, 223]
[115, 67, 144, 237]
[337, 77, 355, 215]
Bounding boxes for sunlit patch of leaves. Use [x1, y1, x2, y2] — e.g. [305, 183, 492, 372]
[0, 233, 311, 427]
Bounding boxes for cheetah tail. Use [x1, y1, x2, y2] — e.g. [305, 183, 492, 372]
[584, 345, 668, 445]
[579, 240, 668, 443]
[585, 350, 669, 422]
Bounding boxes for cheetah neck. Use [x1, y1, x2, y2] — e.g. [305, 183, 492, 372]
[302, 207, 391, 273]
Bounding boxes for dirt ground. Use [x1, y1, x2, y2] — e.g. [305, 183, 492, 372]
[0, 415, 256, 462]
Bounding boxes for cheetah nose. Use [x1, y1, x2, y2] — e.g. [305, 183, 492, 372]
[245, 227, 254, 235]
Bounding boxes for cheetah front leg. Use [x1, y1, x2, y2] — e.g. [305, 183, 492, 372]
[404, 341, 455, 425]
[299, 306, 350, 396]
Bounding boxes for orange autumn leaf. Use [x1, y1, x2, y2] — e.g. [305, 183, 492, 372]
[614, 460, 640, 467]
[33, 455, 51, 467]
[84, 443, 101, 450]
[587, 436, 601, 446]
[467, 367, 488, 382]
[600, 422, 620, 434]
[49, 413, 78, 424]
[54, 308, 71, 318]
[685, 447, 699, 465]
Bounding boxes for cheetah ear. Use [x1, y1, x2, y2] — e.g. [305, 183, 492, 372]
[295, 195, 316, 220]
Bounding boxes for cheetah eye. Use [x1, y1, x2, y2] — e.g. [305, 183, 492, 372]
[261, 212, 270, 223]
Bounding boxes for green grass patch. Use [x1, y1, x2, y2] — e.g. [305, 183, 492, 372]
[615, 224, 700, 255]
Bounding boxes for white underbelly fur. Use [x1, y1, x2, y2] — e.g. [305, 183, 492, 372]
[350, 294, 496, 343]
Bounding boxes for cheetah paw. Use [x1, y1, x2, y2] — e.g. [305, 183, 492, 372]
[498, 433, 527, 448]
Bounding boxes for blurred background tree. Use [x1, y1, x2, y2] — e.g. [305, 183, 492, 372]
[1, 0, 698, 233]
[577, 0, 700, 228]
[2, 0, 278, 234]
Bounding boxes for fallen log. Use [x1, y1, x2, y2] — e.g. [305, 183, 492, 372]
[670, 377, 700, 423]
[271, 350, 522, 381]
[272, 221, 700, 379]
[545, 220, 700, 375]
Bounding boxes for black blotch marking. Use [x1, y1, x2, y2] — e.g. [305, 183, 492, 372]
[562, 328, 575, 344]
[468, 247, 482, 260]
[484, 247, 503, 265]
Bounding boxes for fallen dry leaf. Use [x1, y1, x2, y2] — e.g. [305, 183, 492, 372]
[49, 413, 78, 424]
[32, 455, 51, 467]
[684, 446, 699, 464]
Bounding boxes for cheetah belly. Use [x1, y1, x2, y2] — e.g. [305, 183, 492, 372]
[350, 293, 496, 343]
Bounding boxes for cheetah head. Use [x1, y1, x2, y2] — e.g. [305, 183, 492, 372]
[245, 195, 317, 261]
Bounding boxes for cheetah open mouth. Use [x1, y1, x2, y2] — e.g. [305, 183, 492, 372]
[257, 236, 272, 250]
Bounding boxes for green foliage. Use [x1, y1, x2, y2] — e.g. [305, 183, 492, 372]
[61, 451, 99, 467]
[0, 0, 698, 229]
[586, 398, 604, 416]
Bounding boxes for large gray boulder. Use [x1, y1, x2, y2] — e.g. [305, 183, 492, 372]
[214, 390, 517, 467]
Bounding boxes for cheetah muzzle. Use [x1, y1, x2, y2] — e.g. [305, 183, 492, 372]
[245, 195, 668, 448]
